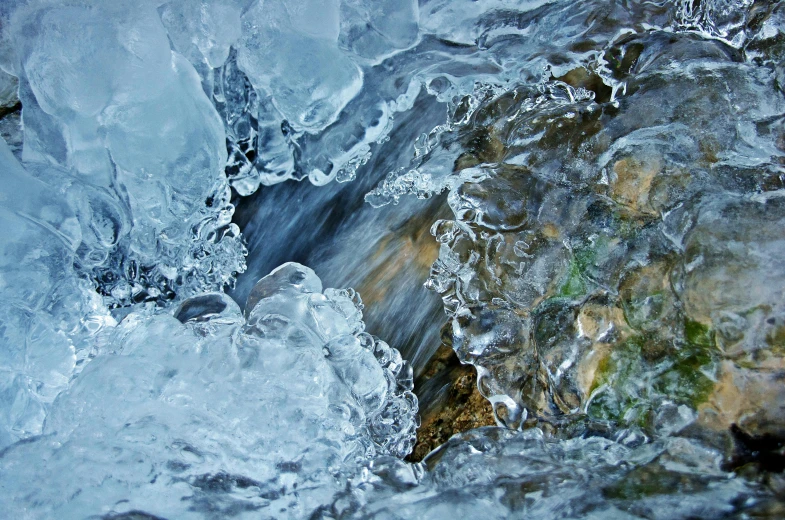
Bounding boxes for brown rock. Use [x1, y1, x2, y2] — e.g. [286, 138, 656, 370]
[408, 344, 496, 462]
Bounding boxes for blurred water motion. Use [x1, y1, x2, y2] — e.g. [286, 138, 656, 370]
[232, 92, 451, 380]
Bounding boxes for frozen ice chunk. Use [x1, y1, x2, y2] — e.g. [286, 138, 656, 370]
[213, 52, 299, 193]
[101, 53, 226, 207]
[0, 138, 108, 449]
[159, 0, 242, 69]
[238, 35, 362, 133]
[16, 7, 115, 174]
[339, 0, 420, 63]
[9, 1, 246, 306]
[420, 0, 550, 45]
[341, 428, 767, 518]
[676, 0, 756, 47]
[284, 0, 341, 42]
[0, 264, 417, 517]
[246, 262, 323, 310]
[237, 0, 362, 132]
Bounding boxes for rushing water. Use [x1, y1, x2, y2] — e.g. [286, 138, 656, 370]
[1, 0, 785, 518]
[230, 90, 452, 379]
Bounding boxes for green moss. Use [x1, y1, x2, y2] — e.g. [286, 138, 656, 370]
[684, 319, 714, 348]
[734, 359, 758, 370]
[557, 236, 609, 298]
[558, 258, 588, 298]
[622, 290, 666, 330]
[766, 324, 785, 354]
[616, 215, 642, 240]
[573, 239, 602, 272]
[588, 321, 718, 425]
[532, 298, 578, 351]
[587, 336, 647, 423]
[653, 319, 717, 408]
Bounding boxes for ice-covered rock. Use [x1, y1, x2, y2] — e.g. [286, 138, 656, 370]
[334, 427, 771, 519]
[1, 0, 784, 517]
[387, 7, 785, 436]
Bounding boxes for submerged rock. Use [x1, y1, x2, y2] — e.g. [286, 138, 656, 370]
[419, 26, 785, 445]
[409, 344, 495, 462]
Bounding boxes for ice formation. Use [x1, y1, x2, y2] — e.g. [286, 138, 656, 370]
[8, 0, 246, 308]
[335, 427, 775, 519]
[1, 0, 785, 518]
[0, 263, 417, 518]
[0, 138, 109, 448]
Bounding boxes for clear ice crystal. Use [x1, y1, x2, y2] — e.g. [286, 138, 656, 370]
[0, 138, 110, 449]
[159, 0, 243, 70]
[236, 0, 362, 134]
[339, 0, 420, 64]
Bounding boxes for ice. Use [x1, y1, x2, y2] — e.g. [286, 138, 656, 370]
[380, 1, 785, 442]
[0, 263, 417, 518]
[236, 0, 362, 133]
[284, 0, 342, 42]
[419, 0, 553, 45]
[202, 0, 422, 191]
[213, 53, 299, 193]
[338, 427, 768, 519]
[2, 0, 785, 517]
[159, 0, 243, 70]
[9, 0, 246, 306]
[0, 138, 109, 449]
[339, 0, 420, 64]
[675, 0, 757, 47]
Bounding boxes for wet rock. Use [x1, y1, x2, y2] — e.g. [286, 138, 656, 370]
[408, 344, 495, 462]
[420, 27, 785, 443]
